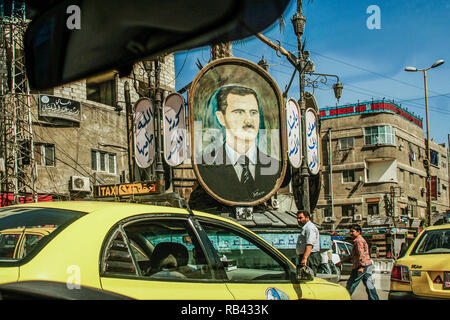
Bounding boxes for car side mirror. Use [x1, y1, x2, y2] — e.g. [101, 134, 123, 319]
[296, 265, 314, 281]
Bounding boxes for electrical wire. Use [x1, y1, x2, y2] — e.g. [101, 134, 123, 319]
[231, 46, 449, 116]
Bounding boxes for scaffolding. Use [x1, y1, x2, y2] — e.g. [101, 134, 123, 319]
[0, 1, 37, 205]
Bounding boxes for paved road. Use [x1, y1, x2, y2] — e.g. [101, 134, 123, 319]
[338, 273, 391, 300]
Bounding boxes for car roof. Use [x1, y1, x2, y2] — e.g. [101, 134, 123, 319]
[7, 201, 187, 214]
[6, 201, 246, 229]
[423, 223, 450, 231]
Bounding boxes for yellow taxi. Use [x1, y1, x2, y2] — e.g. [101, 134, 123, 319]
[389, 224, 450, 300]
[0, 202, 350, 300]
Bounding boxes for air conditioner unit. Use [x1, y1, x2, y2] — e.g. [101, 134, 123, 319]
[354, 214, 362, 221]
[71, 176, 91, 192]
[324, 217, 334, 223]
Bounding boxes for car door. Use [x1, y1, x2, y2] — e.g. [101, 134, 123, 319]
[99, 215, 233, 300]
[195, 217, 315, 300]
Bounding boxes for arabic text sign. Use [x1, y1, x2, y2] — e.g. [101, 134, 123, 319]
[286, 98, 301, 168]
[305, 108, 320, 175]
[95, 182, 158, 198]
[163, 93, 187, 166]
[134, 98, 155, 168]
[39, 95, 81, 122]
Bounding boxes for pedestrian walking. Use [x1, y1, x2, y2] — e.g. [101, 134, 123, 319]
[296, 210, 321, 276]
[345, 224, 379, 300]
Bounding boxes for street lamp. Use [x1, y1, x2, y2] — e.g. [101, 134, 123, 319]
[405, 59, 445, 226]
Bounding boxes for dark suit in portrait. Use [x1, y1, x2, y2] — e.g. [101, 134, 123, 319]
[196, 143, 281, 202]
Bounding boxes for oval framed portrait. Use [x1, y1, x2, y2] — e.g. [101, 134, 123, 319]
[189, 57, 287, 206]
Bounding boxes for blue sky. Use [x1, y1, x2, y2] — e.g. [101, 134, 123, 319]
[174, 0, 450, 144]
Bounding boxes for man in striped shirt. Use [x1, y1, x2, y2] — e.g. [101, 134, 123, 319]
[345, 224, 379, 300]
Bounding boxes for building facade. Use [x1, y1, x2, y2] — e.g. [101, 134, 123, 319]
[316, 100, 449, 232]
[1, 54, 176, 203]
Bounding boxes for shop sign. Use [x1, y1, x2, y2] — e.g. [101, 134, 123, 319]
[39, 95, 81, 122]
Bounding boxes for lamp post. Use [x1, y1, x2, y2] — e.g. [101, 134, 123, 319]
[405, 59, 444, 226]
[256, 0, 343, 216]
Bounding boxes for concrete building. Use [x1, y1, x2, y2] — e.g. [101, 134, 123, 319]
[2, 56, 176, 203]
[316, 100, 449, 234]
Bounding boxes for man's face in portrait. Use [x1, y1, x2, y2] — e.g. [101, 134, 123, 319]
[216, 93, 260, 153]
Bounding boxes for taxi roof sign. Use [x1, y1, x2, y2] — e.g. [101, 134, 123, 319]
[94, 182, 160, 198]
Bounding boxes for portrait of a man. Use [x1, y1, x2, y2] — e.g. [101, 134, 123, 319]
[196, 84, 281, 203]
[190, 58, 286, 205]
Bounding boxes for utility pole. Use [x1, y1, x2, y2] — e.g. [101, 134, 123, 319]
[124, 81, 135, 182]
[328, 128, 335, 231]
[153, 58, 165, 187]
[0, 1, 37, 204]
[423, 69, 432, 227]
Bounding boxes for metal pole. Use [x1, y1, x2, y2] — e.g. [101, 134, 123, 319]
[154, 60, 165, 187]
[329, 128, 334, 231]
[124, 81, 135, 182]
[294, 0, 310, 214]
[423, 70, 432, 226]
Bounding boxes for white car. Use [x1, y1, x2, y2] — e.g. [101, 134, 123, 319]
[332, 239, 354, 275]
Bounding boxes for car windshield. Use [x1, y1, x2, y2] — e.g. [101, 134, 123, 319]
[412, 228, 450, 255]
[0, 207, 85, 261]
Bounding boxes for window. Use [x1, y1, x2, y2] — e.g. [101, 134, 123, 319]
[365, 159, 397, 183]
[368, 203, 379, 216]
[430, 150, 439, 167]
[0, 207, 85, 260]
[412, 228, 450, 255]
[364, 125, 395, 146]
[107, 219, 214, 280]
[86, 76, 117, 106]
[339, 137, 354, 150]
[0, 234, 21, 259]
[342, 205, 355, 217]
[91, 150, 116, 174]
[35, 143, 55, 167]
[342, 170, 355, 183]
[409, 172, 414, 185]
[200, 222, 290, 282]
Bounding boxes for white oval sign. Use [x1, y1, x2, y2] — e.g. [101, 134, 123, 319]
[134, 98, 155, 168]
[305, 108, 320, 175]
[163, 93, 187, 166]
[286, 98, 302, 168]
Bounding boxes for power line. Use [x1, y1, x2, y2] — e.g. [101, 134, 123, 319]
[266, 35, 450, 99]
[232, 45, 450, 117]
